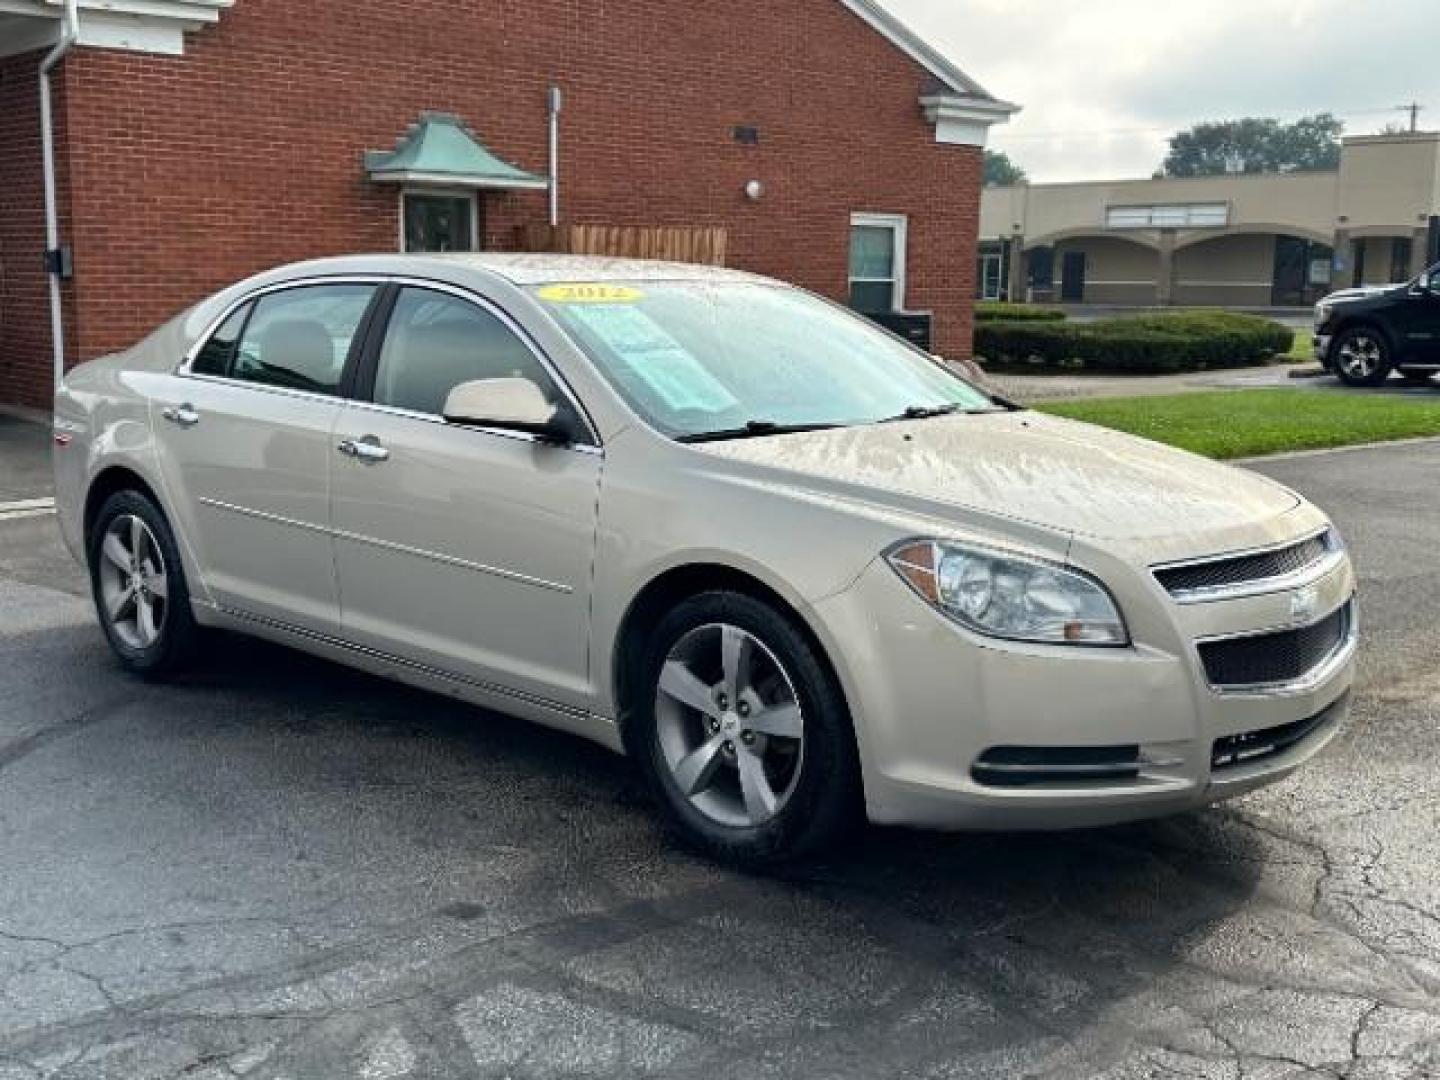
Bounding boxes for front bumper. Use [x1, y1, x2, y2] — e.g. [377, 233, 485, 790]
[812, 550, 1356, 831]
[1314, 333, 1333, 366]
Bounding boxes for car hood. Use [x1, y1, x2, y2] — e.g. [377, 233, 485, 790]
[694, 411, 1301, 544]
[1323, 283, 1406, 304]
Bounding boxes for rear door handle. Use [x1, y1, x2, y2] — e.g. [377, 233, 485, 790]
[161, 404, 200, 428]
[338, 436, 390, 464]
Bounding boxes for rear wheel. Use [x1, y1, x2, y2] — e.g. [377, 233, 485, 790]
[626, 591, 861, 865]
[88, 490, 201, 677]
[1332, 327, 1392, 387]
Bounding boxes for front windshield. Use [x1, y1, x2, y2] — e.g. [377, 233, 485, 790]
[533, 281, 998, 440]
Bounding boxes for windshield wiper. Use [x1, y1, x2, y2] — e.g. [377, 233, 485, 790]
[883, 403, 966, 422]
[676, 420, 844, 444]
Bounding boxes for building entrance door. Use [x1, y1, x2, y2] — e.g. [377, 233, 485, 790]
[979, 250, 1004, 300]
[1061, 251, 1086, 302]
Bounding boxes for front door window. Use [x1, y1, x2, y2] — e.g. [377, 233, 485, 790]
[403, 193, 478, 253]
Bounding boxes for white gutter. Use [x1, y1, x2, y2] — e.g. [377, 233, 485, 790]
[40, 0, 80, 396]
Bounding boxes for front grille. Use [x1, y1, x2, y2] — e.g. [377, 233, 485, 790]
[1155, 533, 1331, 597]
[972, 745, 1142, 788]
[1198, 603, 1350, 689]
[1212, 692, 1349, 770]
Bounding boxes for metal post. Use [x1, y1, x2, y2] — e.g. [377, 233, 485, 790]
[547, 86, 562, 228]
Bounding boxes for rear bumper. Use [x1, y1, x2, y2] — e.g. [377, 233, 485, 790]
[812, 556, 1356, 832]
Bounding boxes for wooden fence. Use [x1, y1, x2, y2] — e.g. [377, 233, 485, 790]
[516, 224, 728, 266]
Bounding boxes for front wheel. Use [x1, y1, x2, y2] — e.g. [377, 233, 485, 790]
[1332, 327, 1392, 387]
[626, 591, 862, 865]
[88, 490, 201, 677]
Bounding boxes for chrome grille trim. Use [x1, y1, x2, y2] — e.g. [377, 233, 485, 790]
[1153, 528, 1343, 604]
[1196, 600, 1358, 696]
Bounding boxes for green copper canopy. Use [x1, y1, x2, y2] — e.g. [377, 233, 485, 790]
[365, 112, 548, 191]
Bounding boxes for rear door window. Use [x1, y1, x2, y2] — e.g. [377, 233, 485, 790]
[191, 302, 252, 377]
[230, 284, 377, 396]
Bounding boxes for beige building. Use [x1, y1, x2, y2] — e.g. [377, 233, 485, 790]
[979, 133, 1440, 308]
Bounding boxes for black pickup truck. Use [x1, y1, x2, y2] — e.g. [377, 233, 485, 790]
[1315, 261, 1440, 386]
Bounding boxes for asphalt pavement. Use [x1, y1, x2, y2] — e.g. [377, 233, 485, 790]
[2, 416, 1439, 1079]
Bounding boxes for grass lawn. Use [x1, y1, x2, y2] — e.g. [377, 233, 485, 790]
[1283, 330, 1315, 361]
[1036, 389, 1440, 459]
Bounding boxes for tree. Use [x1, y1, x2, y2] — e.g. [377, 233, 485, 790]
[984, 150, 1027, 187]
[1162, 114, 1343, 177]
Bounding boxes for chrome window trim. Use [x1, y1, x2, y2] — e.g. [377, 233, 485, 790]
[178, 274, 602, 449]
[340, 398, 604, 457]
[1195, 598, 1358, 697]
[1152, 527, 1342, 604]
[179, 372, 350, 409]
[177, 275, 387, 378]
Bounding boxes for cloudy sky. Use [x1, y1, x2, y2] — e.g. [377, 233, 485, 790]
[883, 0, 1439, 182]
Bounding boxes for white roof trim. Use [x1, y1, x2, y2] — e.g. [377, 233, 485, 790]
[0, 0, 231, 56]
[921, 92, 1021, 147]
[837, 0, 990, 96]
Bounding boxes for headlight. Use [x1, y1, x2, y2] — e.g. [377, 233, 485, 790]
[887, 540, 1128, 646]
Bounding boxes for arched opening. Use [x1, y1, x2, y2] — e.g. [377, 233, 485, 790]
[1022, 233, 1161, 306]
[1174, 232, 1334, 307]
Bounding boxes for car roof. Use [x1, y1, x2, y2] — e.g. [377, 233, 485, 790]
[261, 253, 775, 288]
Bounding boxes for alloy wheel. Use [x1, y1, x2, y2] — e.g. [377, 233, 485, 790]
[1337, 334, 1384, 380]
[654, 623, 805, 828]
[97, 514, 169, 650]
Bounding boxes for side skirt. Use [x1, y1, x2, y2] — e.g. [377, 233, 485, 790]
[191, 600, 624, 753]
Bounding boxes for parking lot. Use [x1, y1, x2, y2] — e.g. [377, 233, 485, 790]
[2, 415, 1439, 1079]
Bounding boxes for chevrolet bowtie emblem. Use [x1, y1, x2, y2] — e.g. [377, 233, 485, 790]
[1291, 585, 1320, 624]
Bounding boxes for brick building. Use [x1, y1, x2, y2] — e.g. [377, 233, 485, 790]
[0, 0, 1016, 412]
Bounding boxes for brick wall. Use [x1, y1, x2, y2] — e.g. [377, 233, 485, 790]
[3, 0, 983, 408]
[0, 50, 78, 412]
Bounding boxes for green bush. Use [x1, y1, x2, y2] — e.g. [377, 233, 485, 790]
[974, 311, 1294, 373]
[975, 301, 1066, 323]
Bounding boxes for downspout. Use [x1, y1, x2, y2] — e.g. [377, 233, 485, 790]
[40, 0, 81, 396]
[547, 85, 562, 227]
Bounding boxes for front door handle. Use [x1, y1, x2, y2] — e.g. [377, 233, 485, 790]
[338, 436, 390, 464]
[161, 404, 200, 428]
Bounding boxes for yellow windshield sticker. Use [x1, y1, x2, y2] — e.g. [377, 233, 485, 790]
[538, 283, 645, 304]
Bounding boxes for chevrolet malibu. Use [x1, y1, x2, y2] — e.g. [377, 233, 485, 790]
[54, 255, 1358, 863]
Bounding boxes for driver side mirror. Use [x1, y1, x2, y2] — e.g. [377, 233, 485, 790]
[442, 378, 575, 444]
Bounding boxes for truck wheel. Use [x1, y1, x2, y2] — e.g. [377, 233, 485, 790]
[1332, 327, 1392, 387]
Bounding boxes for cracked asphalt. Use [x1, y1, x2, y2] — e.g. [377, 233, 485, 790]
[2, 415, 1439, 1079]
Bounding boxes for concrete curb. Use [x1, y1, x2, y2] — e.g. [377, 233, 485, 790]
[1235, 434, 1440, 465]
[0, 403, 49, 426]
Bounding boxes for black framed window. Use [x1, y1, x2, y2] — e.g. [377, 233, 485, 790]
[403, 193, 478, 253]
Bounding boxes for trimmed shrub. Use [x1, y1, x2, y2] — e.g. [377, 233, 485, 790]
[975, 301, 1066, 323]
[974, 311, 1294, 374]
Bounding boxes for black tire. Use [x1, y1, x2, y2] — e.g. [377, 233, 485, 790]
[87, 489, 201, 678]
[624, 590, 863, 866]
[1332, 326, 1392, 387]
[1399, 369, 1436, 387]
